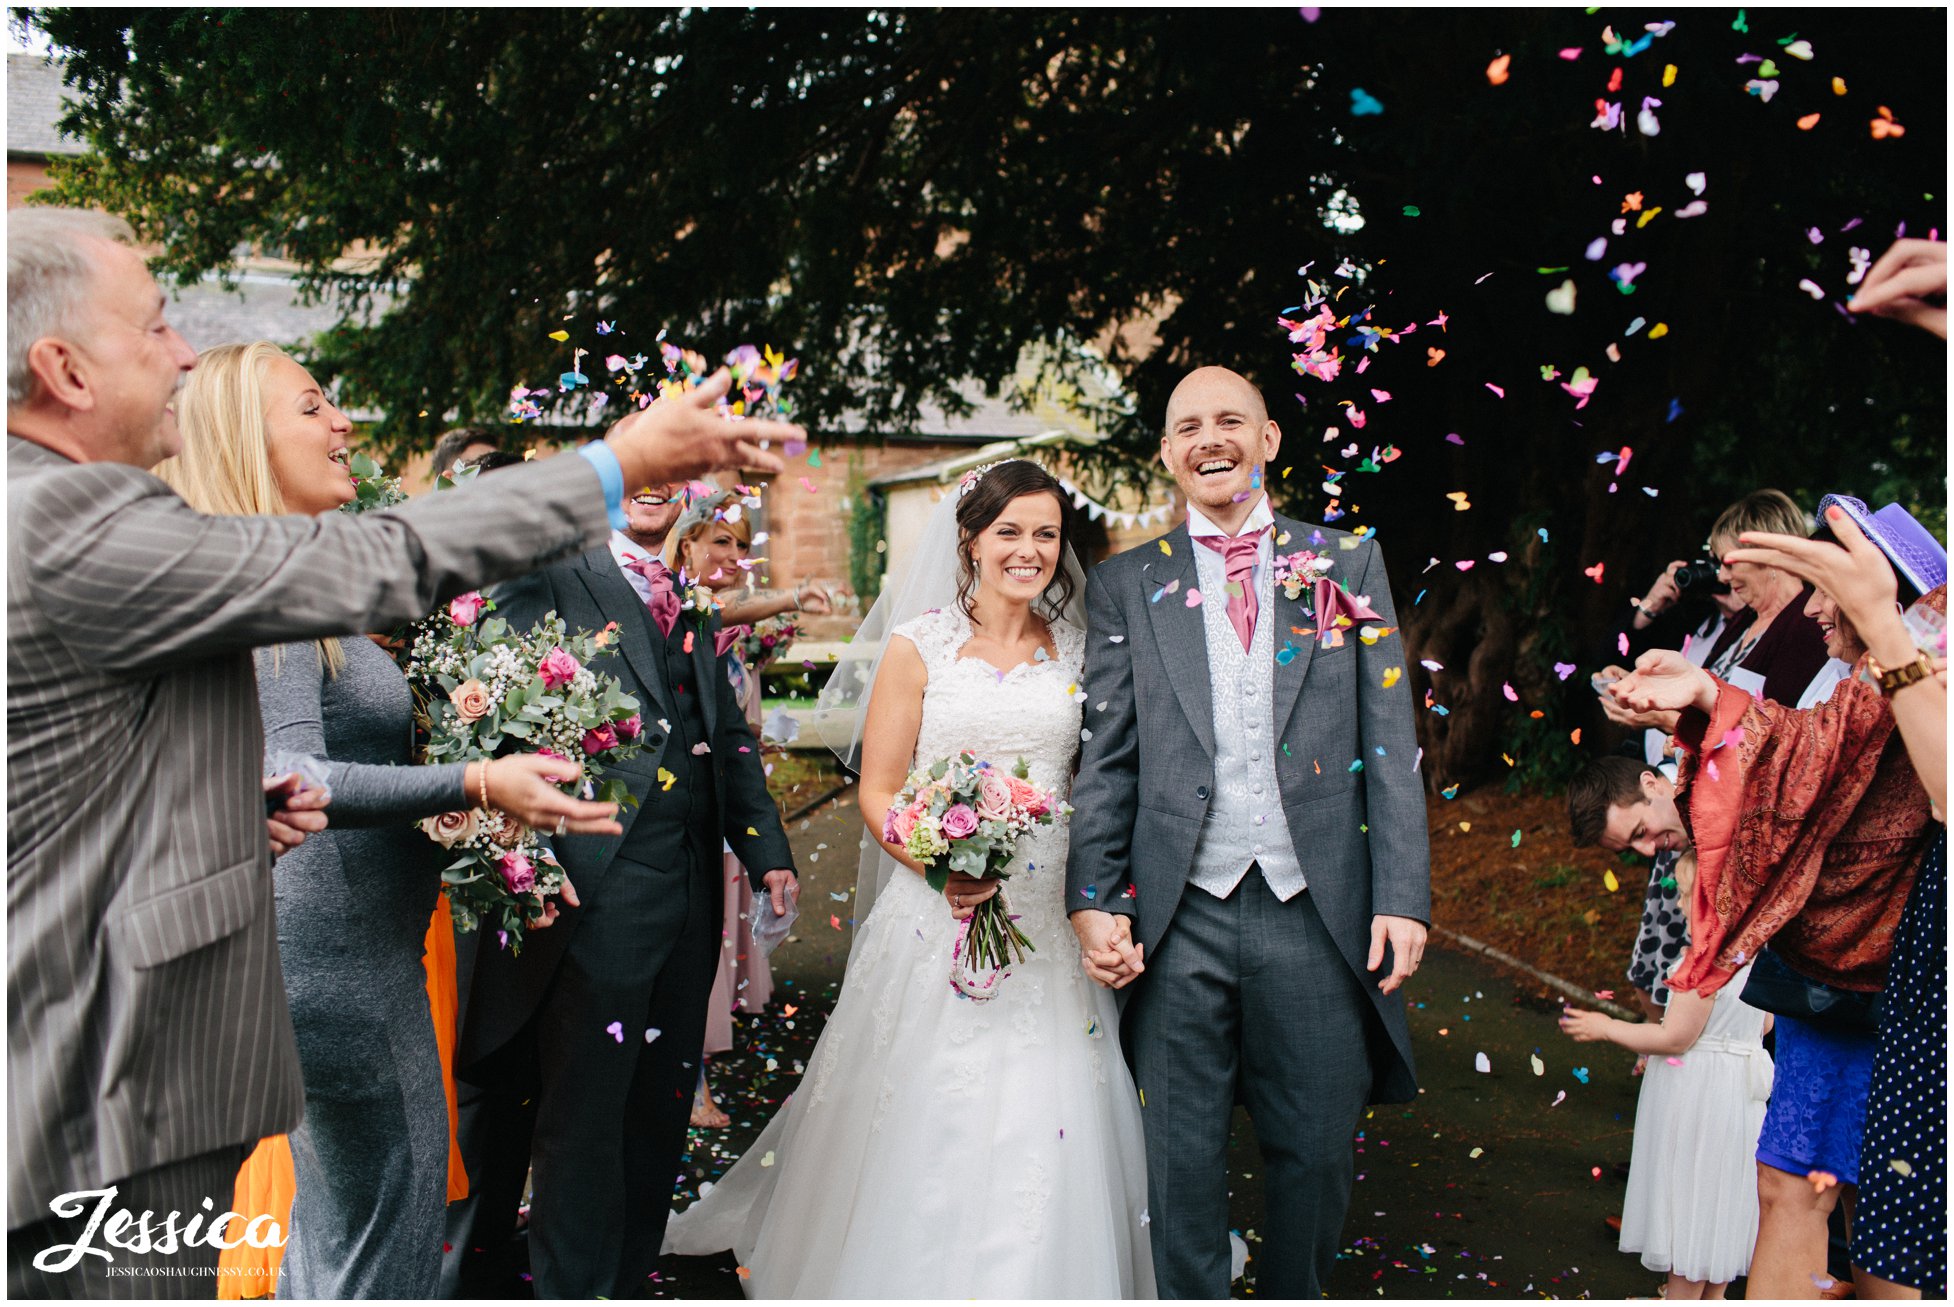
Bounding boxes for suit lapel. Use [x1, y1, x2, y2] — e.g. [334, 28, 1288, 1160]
[1270, 514, 1321, 739]
[574, 551, 677, 724]
[691, 621, 721, 740]
[1141, 525, 1217, 757]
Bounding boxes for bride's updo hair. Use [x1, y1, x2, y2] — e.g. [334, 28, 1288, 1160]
[953, 459, 1077, 621]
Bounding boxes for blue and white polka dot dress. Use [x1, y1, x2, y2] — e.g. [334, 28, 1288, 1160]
[1852, 827, 1946, 1295]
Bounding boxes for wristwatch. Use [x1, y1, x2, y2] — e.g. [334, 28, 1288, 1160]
[1862, 650, 1936, 696]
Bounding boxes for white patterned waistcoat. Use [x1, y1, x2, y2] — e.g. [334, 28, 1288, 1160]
[1186, 537, 1307, 901]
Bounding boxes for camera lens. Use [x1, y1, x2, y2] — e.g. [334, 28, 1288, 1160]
[1674, 560, 1729, 595]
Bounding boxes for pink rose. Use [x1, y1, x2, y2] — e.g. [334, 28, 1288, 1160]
[974, 773, 1013, 822]
[615, 713, 643, 740]
[449, 679, 493, 723]
[581, 723, 619, 755]
[886, 804, 919, 845]
[448, 591, 488, 625]
[1006, 776, 1049, 818]
[940, 803, 978, 840]
[499, 851, 536, 895]
[539, 647, 581, 689]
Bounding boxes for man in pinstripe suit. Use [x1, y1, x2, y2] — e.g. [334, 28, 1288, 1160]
[5, 208, 800, 1297]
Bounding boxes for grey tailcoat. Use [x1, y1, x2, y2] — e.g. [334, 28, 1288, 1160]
[5, 437, 609, 1223]
[1064, 514, 1430, 1102]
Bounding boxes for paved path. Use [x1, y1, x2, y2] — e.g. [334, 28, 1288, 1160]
[653, 792, 1666, 1299]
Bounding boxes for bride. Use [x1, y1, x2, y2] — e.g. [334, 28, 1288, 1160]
[664, 459, 1154, 1297]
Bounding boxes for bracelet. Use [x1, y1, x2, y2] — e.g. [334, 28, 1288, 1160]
[793, 583, 804, 612]
[477, 760, 492, 811]
[1864, 651, 1936, 696]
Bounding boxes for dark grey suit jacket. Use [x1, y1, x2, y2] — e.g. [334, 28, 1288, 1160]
[6, 436, 608, 1222]
[457, 546, 796, 1066]
[1065, 513, 1431, 1102]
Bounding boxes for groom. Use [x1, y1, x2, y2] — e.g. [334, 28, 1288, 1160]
[1067, 366, 1430, 1298]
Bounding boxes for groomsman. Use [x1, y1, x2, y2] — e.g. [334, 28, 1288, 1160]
[457, 484, 798, 1299]
[4, 206, 796, 1297]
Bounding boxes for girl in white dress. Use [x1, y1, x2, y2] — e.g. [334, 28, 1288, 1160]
[1560, 853, 1774, 1299]
[664, 459, 1154, 1298]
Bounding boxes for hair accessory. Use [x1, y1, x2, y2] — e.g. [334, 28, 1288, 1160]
[957, 461, 1005, 497]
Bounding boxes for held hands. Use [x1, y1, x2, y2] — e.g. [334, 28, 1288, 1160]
[264, 772, 330, 859]
[1609, 649, 1718, 718]
[1846, 238, 1948, 339]
[793, 581, 836, 615]
[602, 368, 801, 489]
[1367, 914, 1427, 994]
[763, 868, 800, 917]
[1070, 908, 1144, 989]
[943, 871, 1002, 922]
[481, 755, 624, 838]
[1557, 1005, 1614, 1043]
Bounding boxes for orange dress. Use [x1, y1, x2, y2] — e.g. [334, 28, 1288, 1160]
[216, 897, 470, 1298]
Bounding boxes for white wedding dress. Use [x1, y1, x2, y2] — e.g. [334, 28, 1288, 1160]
[664, 607, 1155, 1298]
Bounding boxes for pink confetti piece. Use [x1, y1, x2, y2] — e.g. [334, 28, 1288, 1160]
[606, 1021, 625, 1043]
[1501, 683, 1519, 702]
[1484, 382, 1506, 398]
[1184, 588, 1203, 607]
[799, 476, 819, 492]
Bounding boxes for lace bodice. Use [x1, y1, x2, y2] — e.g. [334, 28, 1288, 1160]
[892, 607, 1086, 802]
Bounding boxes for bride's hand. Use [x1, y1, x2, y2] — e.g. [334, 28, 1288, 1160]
[943, 871, 1000, 921]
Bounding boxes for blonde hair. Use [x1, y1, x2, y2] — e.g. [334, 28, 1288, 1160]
[665, 491, 754, 576]
[1709, 489, 1807, 552]
[1673, 851, 1698, 899]
[157, 341, 344, 675]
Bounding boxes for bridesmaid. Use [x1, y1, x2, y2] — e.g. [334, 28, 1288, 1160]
[158, 341, 623, 1297]
[667, 487, 832, 1125]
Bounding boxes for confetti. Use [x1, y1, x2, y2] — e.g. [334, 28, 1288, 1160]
[1474, 1052, 1491, 1073]
[605, 1021, 624, 1043]
[1486, 54, 1511, 85]
[1530, 1055, 1545, 1076]
[1603, 870, 1621, 892]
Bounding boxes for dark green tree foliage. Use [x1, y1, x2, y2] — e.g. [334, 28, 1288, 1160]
[25, 7, 1943, 786]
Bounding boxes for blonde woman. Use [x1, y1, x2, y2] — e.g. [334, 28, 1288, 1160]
[158, 342, 622, 1297]
[664, 489, 832, 1126]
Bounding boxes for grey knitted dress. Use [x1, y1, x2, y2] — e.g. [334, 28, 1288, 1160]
[255, 636, 468, 1300]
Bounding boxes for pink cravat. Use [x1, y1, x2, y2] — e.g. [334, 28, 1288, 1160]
[619, 555, 680, 637]
[1197, 526, 1268, 653]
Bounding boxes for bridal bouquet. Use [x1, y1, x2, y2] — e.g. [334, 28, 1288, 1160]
[406, 597, 646, 952]
[884, 752, 1065, 999]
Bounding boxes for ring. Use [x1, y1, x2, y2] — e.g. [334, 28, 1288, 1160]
[954, 894, 963, 909]
[555, 815, 568, 837]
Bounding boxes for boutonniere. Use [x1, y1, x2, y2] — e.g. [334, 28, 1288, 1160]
[675, 574, 721, 622]
[1275, 551, 1391, 649]
[1273, 549, 1336, 601]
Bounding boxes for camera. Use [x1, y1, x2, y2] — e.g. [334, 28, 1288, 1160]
[1673, 560, 1728, 595]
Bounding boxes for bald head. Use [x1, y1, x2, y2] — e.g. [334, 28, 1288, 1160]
[1165, 366, 1267, 433]
[1159, 365, 1280, 531]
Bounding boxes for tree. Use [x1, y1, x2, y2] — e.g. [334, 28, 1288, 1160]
[25, 6, 1943, 787]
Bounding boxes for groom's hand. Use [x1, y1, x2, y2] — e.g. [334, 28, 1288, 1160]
[1368, 914, 1427, 994]
[1071, 909, 1144, 989]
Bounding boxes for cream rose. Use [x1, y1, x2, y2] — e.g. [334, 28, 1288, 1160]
[420, 808, 483, 849]
[449, 678, 493, 723]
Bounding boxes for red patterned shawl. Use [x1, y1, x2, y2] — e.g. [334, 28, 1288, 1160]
[1668, 586, 1943, 996]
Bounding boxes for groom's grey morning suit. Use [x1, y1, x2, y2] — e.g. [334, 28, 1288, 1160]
[1068, 505, 1430, 1299]
[6, 437, 612, 1296]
